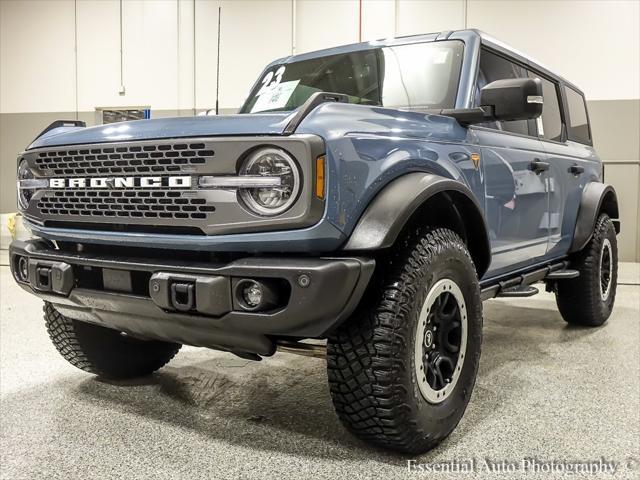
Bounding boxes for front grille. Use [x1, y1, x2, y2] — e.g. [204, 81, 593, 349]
[34, 142, 214, 176]
[36, 190, 216, 220]
[22, 135, 320, 237]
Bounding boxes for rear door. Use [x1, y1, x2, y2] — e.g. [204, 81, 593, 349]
[472, 49, 551, 277]
[537, 83, 599, 257]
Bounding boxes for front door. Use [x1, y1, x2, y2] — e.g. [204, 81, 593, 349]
[472, 48, 551, 278]
[476, 130, 550, 277]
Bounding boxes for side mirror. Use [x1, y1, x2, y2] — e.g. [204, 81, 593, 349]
[480, 77, 543, 122]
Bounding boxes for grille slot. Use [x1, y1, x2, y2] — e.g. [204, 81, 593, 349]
[37, 190, 216, 220]
[34, 142, 214, 176]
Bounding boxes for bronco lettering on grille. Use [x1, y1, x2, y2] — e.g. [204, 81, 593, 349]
[48, 176, 192, 189]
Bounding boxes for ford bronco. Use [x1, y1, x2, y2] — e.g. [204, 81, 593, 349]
[10, 30, 619, 453]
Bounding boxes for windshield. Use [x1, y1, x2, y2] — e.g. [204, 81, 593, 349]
[240, 40, 464, 114]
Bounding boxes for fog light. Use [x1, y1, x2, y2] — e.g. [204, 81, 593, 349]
[17, 256, 29, 282]
[243, 281, 263, 308]
[234, 278, 282, 312]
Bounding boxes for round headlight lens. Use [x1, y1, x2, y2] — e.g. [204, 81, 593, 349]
[239, 148, 300, 216]
[17, 159, 35, 210]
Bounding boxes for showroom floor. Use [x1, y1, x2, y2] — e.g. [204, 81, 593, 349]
[1, 254, 638, 480]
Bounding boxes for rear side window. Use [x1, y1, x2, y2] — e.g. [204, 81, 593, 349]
[475, 49, 531, 136]
[530, 73, 562, 142]
[564, 86, 591, 144]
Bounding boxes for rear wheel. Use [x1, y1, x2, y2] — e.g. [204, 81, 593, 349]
[555, 214, 618, 326]
[327, 227, 482, 453]
[44, 302, 181, 379]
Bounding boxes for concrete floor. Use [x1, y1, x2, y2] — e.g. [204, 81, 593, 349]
[1, 261, 639, 480]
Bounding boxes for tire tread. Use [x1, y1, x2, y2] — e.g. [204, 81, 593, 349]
[44, 302, 181, 379]
[327, 227, 481, 453]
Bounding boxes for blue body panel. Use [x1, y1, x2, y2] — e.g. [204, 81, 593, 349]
[29, 112, 295, 149]
[24, 29, 601, 282]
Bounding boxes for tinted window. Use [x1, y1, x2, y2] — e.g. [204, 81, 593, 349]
[530, 74, 562, 141]
[565, 86, 591, 144]
[475, 49, 530, 136]
[241, 40, 464, 113]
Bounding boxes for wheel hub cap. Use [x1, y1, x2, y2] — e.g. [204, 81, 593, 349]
[600, 238, 613, 301]
[414, 279, 467, 404]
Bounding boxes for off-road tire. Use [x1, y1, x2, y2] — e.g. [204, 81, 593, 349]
[556, 214, 617, 326]
[327, 227, 482, 454]
[44, 302, 181, 379]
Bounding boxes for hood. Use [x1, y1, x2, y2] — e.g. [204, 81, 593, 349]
[28, 112, 296, 149]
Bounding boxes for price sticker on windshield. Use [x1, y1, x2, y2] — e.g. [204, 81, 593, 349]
[251, 78, 299, 113]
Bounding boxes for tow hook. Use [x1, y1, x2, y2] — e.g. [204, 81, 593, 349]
[35, 266, 53, 291]
[170, 282, 195, 311]
[149, 272, 232, 316]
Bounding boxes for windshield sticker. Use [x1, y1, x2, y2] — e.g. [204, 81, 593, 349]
[256, 66, 286, 97]
[251, 79, 300, 113]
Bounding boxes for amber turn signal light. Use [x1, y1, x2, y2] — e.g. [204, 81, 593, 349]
[315, 155, 325, 200]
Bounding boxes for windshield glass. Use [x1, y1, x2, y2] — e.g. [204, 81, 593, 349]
[240, 40, 464, 114]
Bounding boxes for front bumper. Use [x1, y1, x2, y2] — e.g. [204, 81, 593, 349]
[9, 240, 374, 356]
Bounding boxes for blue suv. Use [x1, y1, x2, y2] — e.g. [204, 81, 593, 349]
[10, 30, 620, 453]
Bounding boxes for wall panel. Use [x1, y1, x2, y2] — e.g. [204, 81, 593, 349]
[467, 0, 640, 101]
[397, 0, 465, 36]
[121, 0, 179, 110]
[76, 0, 121, 111]
[295, 0, 358, 54]
[361, 0, 395, 41]
[0, 0, 76, 113]
[216, 0, 292, 110]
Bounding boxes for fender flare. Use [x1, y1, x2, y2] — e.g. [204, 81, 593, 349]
[569, 182, 620, 253]
[343, 172, 491, 277]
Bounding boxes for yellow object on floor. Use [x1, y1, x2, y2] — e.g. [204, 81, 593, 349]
[7, 212, 17, 240]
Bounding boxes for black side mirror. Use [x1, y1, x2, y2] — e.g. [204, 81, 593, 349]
[480, 77, 543, 122]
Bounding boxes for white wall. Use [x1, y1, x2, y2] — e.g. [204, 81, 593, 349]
[0, 0, 76, 113]
[216, 0, 292, 109]
[2, 0, 638, 112]
[466, 0, 640, 101]
[397, 0, 465, 36]
[0, 0, 293, 113]
[295, 0, 358, 54]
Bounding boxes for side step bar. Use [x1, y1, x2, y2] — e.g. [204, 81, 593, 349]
[497, 285, 539, 298]
[480, 261, 579, 301]
[546, 270, 579, 280]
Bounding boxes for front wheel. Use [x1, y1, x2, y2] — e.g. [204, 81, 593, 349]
[327, 227, 482, 453]
[555, 213, 618, 326]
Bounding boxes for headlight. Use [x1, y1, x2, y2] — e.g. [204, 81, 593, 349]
[238, 148, 301, 216]
[17, 159, 36, 210]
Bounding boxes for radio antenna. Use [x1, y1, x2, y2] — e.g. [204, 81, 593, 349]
[215, 6, 221, 115]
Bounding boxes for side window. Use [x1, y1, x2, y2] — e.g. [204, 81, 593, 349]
[564, 86, 591, 144]
[475, 49, 531, 136]
[529, 73, 563, 142]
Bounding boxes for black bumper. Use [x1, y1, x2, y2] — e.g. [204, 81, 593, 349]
[9, 240, 374, 356]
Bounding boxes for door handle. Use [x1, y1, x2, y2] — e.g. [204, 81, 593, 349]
[568, 164, 585, 175]
[529, 158, 550, 174]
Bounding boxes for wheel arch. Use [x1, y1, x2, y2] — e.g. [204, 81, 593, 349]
[342, 172, 491, 278]
[569, 182, 620, 253]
